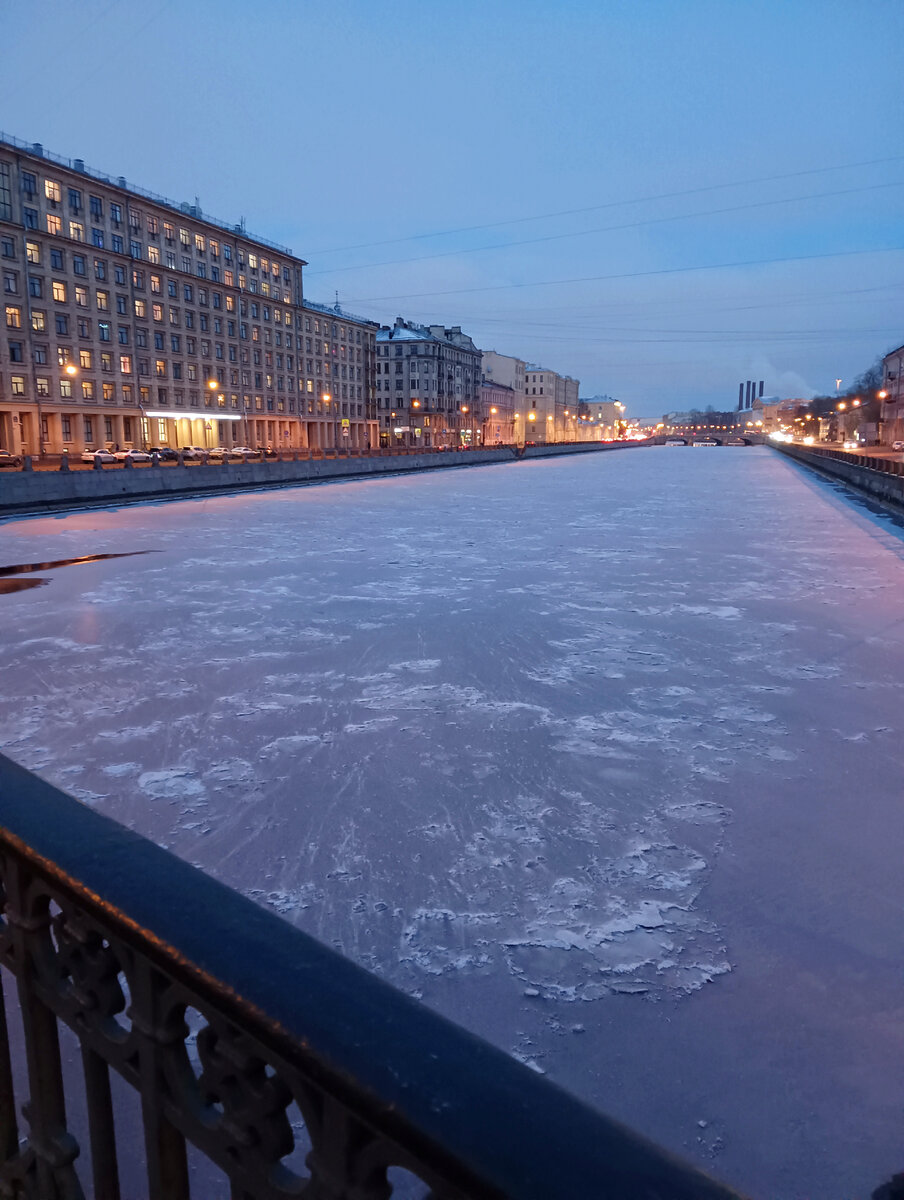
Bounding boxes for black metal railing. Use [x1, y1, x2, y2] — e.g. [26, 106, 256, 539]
[0, 751, 746, 1198]
[775, 442, 904, 478]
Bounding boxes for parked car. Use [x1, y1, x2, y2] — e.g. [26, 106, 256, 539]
[892, 441, 904, 452]
[180, 446, 209, 460]
[842, 440, 859, 450]
[112, 449, 152, 463]
[207, 446, 229, 460]
[81, 448, 116, 464]
[230, 446, 261, 459]
[146, 446, 181, 462]
[0, 449, 22, 468]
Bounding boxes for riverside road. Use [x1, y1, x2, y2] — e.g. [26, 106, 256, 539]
[1, 445, 903, 1199]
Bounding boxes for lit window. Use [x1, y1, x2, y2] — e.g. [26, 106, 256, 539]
[150, 275, 161, 294]
[75, 287, 88, 307]
[31, 310, 45, 331]
[60, 379, 72, 398]
[152, 303, 163, 322]
[180, 227, 191, 246]
[195, 233, 205, 252]
[46, 214, 62, 236]
[155, 360, 166, 377]
[52, 281, 66, 302]
[69, 222, 84, 242]
[44, 179, 61, 202]
[80, 349, 92, 368]
[120, 354, 132, 374]
[26, 241, 39, 264]
[148, 245, 160, 264]
[36, 377, 49, 396]
[146, 215, 158, 235]
[10, 375, 25, 396]
[163, 222, 174, 241]
[96, 290, 109, 311]
[248, 253, 258, 269]
[134, 299, 146, 317]
[82, 381, 94, 400]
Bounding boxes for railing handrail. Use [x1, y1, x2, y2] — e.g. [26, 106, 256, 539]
[0, 750, 745, 1198]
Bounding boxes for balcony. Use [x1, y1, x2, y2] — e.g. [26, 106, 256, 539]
[0, 749, 754, 1198]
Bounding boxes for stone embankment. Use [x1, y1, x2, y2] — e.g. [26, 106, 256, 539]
[0, 441, 649, 518]
[774, 443, 904, 512]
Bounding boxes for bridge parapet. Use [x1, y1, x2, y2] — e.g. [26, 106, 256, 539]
[0, 751, 746, 1199]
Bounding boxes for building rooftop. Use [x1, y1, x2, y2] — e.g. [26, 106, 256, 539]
[304, 298, 380, 328]
[0, 128, 295, 258]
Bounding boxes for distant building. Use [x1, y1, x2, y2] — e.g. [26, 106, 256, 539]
[478, 378, 515, 444]
[524, 365, 579, 443]
[579, 395, 624, 440]
[375, 318, 481, 448]
[301, 300, 378, 450]
[881, 343, 904, 444]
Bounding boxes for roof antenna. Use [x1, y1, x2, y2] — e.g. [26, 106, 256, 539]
[335, 290, 340, 312]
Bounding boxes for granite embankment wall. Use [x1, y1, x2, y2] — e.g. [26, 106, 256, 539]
[0, 441, 648, 517]
[775, 443, 904, 510]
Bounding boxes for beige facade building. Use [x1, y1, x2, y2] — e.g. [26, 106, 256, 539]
[478, 380, 515, 444]
[881, 343, 904, 444]
[0, 136, 376, 457]
[524, 365, 579, 443]
[375, 319, 481, 448]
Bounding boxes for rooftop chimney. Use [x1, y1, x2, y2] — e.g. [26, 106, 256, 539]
[31, 143, 43, 157]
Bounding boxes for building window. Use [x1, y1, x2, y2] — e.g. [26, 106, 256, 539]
[92, 228, 105, 249]
[23, 207, 38, 230]
[134, 299, 146, 317]
[95, 258, 106, 280]
[46, 214, 62, 236]
[83, 417, 93, 442]
[31, 309, 45, 331]
[60, 379, 72, 398]
[75, 287, 88, 307]
[120, 355, 132, 374]
[103, 383, 115, 403]
[155, 360, 166, 377]
[5, 304, 21, 328]
[69, 222, 84, 242]
[104, 417, 113, 439]
[96, 290, 109, 311]
[79, 349, 92, 369]
[52, 280, 66, 302]
[73, 254, 86, 276]
[99, 322, 110, 341]
[36, 377, 49, 396]
[82, 381, 94, 400]
[112, 235, 124, 254]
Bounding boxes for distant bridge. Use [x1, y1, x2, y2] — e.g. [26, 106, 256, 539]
[651, 432, 765, 446]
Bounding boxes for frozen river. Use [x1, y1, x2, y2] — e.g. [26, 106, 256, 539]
[2, 446, 904, 1198]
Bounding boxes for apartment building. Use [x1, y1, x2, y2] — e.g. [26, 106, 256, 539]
[0, 135, 312, 456]
[375, 319, 481, 448]
[478, 379, 515, 444]
[524, 365, 579, 443]
[881, 343, 904, 445]
[301, 301, 379, 450]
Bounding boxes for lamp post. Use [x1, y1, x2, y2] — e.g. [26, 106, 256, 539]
[206, 379, 219, 449]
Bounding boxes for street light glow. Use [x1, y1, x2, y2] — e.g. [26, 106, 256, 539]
[65, 364, 77, 376]
[207, 379, 218, 390]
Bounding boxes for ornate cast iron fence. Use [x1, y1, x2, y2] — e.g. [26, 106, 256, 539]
[0, 751, 746, 1199]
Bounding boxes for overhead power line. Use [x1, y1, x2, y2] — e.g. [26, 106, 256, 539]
[307, 180, 904, 277]
[309, 154, 904, 256]
[347, 246, 904, 305]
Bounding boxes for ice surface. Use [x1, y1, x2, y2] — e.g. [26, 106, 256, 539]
[2, 449, 904, 1198]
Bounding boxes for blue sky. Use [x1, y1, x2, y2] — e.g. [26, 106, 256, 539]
[1, 0, 901, 414]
